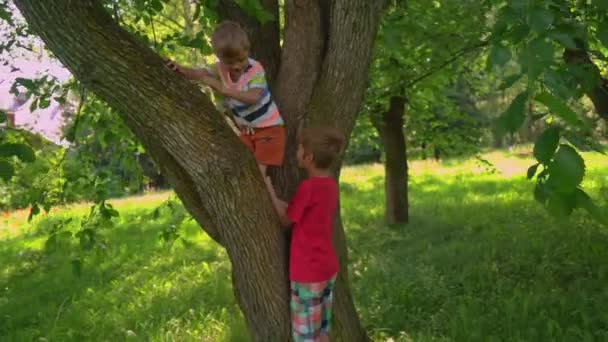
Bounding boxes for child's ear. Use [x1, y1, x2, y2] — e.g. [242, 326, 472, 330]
[305, 152, 314, 163]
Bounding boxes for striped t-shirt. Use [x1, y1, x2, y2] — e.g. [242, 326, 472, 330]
[209, 58, 283, 128]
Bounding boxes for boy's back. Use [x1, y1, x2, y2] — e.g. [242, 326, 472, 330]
[287, 176, 339, 283]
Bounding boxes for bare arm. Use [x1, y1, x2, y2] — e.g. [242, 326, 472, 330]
[164, 58, 263, 105]
[202, 76, 263, 105]
[264, 177, 293, 227]
[178, 65, 212, 80]
[163, 58, 211, 80]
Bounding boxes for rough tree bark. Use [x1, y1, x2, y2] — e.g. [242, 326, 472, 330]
[14, 0, 387, 340]
[373, 96, 409, 224]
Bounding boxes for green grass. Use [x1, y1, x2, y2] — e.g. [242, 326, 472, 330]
[1, 149, 607, 341]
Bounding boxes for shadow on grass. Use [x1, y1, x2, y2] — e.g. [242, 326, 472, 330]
[342, 172, 608, 341]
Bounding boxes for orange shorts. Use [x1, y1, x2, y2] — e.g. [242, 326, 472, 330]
[239, 125, 286, 166]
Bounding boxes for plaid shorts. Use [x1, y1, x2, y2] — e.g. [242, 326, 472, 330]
[290, 274, 337, 342]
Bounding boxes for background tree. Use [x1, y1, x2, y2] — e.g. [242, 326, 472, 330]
[360, 0, 492, 224]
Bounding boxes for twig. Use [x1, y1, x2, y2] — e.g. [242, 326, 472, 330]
[51, 296, 71, 335]
[405, 40, 489, 89]
[151, 18, 158, 50]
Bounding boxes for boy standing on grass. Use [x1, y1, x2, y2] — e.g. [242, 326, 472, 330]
[165, 21, 285, 175]
[264, 127, 343, 342]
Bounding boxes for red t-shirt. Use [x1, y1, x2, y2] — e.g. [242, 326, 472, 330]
[287, 177, 340, 282]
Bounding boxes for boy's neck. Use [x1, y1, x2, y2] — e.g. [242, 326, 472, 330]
[306, 167, 333, 178]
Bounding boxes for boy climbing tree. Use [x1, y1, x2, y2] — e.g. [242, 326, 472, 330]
[165, 21, 285, 176]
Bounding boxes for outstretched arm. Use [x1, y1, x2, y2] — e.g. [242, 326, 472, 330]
[201, 76, 263, 105]
[164, 58, 211, 80]
[264, 177, 292, 227]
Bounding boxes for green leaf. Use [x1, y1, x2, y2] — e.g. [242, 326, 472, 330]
[0, 109, 6, 123]
[29, 98, 38, 112]
[575, 188, 608, 225]
[547, 144, 585, 193]
[71, 258, 83, 277]
[550, 31, 578, 49]
[509, 0, 527, 10]
[45, 234, 58, 253]
[530, 8, 554, 32]
[14, 77, 35, 91]
[151, 0, 163, 12]
[497, 91, 528, 134]
[101, 203, 119, 219]
[234, 0, 274, 24]
[535, 92, 583, 128]
[594, 0, 608, 11]
[563, 132, 606, 154]
[543, 68, 573, 99]
[547, 191, 577, 217]
[0, 143, 36, 163]
[38, 96, 51, 109]
[77, 229, 96, 250]
[0, 159, 14, 181]
[534, 182, 549, 203]
[529, 38, 554, 62]
[596, 23, 608, 48]
[0, 3, 13, 25]
[488, 44, 512, 68]
[527, 163, 540, 179]
[499, 73, 523, 90]
[193, 3, 202, 19]
[533, 126, 560, 164]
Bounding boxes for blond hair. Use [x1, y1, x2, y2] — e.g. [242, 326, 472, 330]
[211, 21, 250, 61]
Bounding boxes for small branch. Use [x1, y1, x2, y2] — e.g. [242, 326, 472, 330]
[405, 39, 489, 89]
[158, 13, 186, 30]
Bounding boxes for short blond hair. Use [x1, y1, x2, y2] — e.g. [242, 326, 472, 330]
[211, 21, 250, 61]
[298, 127, 344, 169]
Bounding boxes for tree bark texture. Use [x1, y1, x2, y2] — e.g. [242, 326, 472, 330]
[374, 96, 409, 224]
[15, 0, 387, 340]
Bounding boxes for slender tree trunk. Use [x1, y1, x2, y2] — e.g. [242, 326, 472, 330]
[14, 0, 387, 340]
[373, 96, 409, 224]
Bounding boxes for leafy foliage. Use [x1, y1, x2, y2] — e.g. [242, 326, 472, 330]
[486, 0, 608, 220]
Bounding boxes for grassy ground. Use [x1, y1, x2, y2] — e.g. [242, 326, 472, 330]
[1, 149, 607, 341]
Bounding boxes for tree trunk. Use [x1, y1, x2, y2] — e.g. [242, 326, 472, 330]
[14, 0, 387, 340]
[373, 96, 409, 224]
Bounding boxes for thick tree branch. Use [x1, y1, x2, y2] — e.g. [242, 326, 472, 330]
[307, 0, 388, 127]
[216, 0, 281, 83]
[277, 0, 325, 123]
[272, 0, 327, 198]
